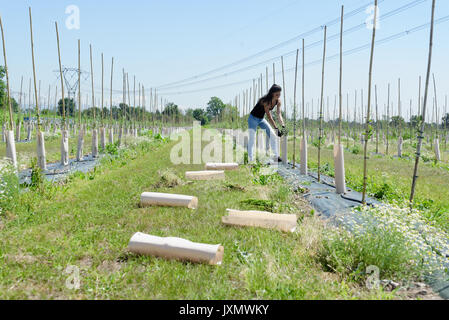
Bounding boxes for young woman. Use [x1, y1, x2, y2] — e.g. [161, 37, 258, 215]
[248, 84, 285, 162]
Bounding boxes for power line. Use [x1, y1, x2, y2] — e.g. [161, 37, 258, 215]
[157, 0, 429, 92]
[159, 15, 449, 96]
[154, 0, 386, 89]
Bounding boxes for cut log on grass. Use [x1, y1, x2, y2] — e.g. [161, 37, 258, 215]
[205, 163, 239, 171]
[140, 192, 198, 209]
[185, 170, 225, 181]
[128, 232, 224, 265]
[222, 209, 297, 233]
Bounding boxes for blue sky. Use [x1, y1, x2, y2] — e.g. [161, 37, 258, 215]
[1, 0, 448, 120]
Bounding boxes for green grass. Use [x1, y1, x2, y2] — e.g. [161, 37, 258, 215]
[0, 132, 396, 300]
[0, 131, 94, 170]
[287, 136, 449, 232]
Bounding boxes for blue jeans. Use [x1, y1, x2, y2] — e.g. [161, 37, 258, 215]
[247, 114, 278, 162]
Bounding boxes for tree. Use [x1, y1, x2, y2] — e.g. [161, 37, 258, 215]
[390, 116, 405, 128]
[162, 103, 180, 116]
[410, 115, 423, 129]
[192, 108, 209, 125]
[206, 97, 225, 120]
[58, 98, 76, 117]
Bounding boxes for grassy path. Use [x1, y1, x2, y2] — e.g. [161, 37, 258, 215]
[0, 135, 390, 299]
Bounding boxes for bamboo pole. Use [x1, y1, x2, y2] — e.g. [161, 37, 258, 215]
[317, 26, 327, 183]
[411, 0, 436, 205]
[386, 83, 390, 155]
[292, 49, 299, 168]
[362, 0, 378, 205]
[78, 40, 81, 127]
[90, 44, 95, 127]
[110, 57, 114, 124]
[55, 22, 66, 130]
[338, 6, 344, 145]
[0, 15, 14, 131]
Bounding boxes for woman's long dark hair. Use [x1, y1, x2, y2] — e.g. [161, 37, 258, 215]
[259, 84, 282, 105]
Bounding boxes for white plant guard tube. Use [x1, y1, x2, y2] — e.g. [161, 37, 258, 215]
[108, 127, 114, 144]
[61, 130, 69, 166]
[140, 192, 198, 209]
[185, 170, 225, 181]
[100, 127, 106, 150]
[333, 143, 346, 194]
[397, 136, 403, 158]
[281, 135, 288, 164]
[92, 129, 98, 158]
[36, 131, 47, 170]
[300, 134, 308, 175]
[222, 209, 297, 233]
[128, 232, 224, 265]
[435, 138, 441, 162]
[205, 163, 239, 171]
[76, 128, 84, 162]
[5, 130, 17, 168]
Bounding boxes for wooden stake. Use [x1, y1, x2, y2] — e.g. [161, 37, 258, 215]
[317, 26, 327, 183]
[362, 0, 378, 205]
[292, 49, 299, 168]
[90, 44, 95, 127]
[411, 0, 436, 205]
[28, 7, 41, 131]
[338, 6, 344, 145]
[55, 22, 66, 129]
[110, 57, 114, 124]
[0, 14, 14, 130]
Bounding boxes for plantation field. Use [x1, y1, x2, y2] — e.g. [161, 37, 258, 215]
[286, 136, 449, 232]
[0, 131, 404, 300]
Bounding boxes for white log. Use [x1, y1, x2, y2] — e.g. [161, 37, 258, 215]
[61, 130, 69, 166]
[92, 129, 98, 158]
[333, 143, 346, 194]
[300, 135, 308, 175]
[222, 209, 297, 233]
[76, 128, 84, 162]
[140, 192, 198, 209]
[5, 130, 17, 168]
[128, 232, 224, 265]
[36, 131, 47, 170]
[185, 170, 225, 181]
[205, 163, 239, 171]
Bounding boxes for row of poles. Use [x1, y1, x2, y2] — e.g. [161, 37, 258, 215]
[0, 7, 185, 171]
[229, 0, 439, 207]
